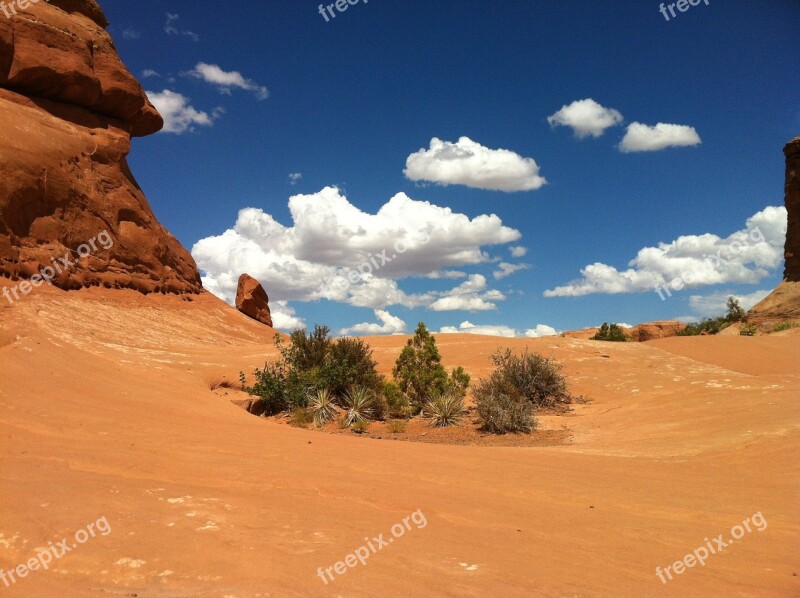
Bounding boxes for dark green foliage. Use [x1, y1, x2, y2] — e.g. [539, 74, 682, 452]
[726, 297, 746, 323]
[677, 317, 728, 336]
[591, 323, 628, 342]
[392, 323, 470, 408]
[383, 381, 410, 418]
[243, 327, 384, 416]
[474, 378, 535, 434]
[485, 349, 571, 410]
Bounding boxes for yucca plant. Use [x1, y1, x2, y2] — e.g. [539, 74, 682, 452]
[425, 392, 465, 427]
[343, 386, 375, 426]
[309, 388, 338, 426]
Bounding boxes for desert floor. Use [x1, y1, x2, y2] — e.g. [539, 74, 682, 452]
[1, 286, 798, 597]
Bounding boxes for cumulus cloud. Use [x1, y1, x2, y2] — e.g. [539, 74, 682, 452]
[544, 206, 786, 297]
[164, 13, 198, 41]
[687, 289, 772, 318]
[547, 99, 624, 138]
[270, 301, 306, 330]
[429, 274, 505, 312]
[404, 137, 546, 192]
[524, 324, 558, 337]
[439, 321, 558, 338]
[493, 262, 530, 280]
[619, 122, 701, 153]
[147, 90, 219, 134]
[288, 172, 303, 185]
[193, 187, 519, 313]
[339, 310, 407, 336]
[509, 246, 528, 258]
[187, 62, 269, 100]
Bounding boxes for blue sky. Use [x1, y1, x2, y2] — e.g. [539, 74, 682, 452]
[104, 0, 799, 336]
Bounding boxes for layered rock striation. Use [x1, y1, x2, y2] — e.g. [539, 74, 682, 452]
[0, 0, 203, 295]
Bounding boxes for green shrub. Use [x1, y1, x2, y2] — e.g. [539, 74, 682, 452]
[739, 323, 758, 336]
[591, 323, 628, 342]
[383, 381, 411, 418]
[726, 297, 746, 322]
[242, 327, 385, 417]
[393, 322, 470, 408]
[425, 392, 465, 427]
[343, 386, 376, 425]
[770, 321, 798, 333]
[387, 419, 407, 433]
[352, 421, 370, 434]
[486, 349, 571, 410]
[289, 407, 313, 428]
[677, 317, 729, 336]
[309, 388, 338, 426]
[474, 379, 535, 434]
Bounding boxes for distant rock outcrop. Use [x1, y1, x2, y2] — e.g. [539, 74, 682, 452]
[0, 0, 203, 295]
[748, 137, 800, 327]
[235, 274, 273, 327]
[625, 321, 686, 342]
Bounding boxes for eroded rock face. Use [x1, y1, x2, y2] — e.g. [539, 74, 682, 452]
[784, 138, 800, 282]
[625, 321, 686, 342]
[235, 274, 273, 327]
[747, 137, 800, 327]
[0, 0, 203, 295]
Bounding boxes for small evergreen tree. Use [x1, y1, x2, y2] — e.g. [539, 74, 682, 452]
[725, 297, 746, 322]
[591, 323, 628, 342]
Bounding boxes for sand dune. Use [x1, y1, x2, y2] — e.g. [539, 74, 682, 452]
[1, 285, 798, 596]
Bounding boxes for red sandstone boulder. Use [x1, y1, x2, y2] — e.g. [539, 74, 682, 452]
[625, 321, 686, 342]
[236, 275, 273, 327]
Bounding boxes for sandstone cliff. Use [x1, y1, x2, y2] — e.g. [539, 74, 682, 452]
[0, 0, 203, 295]
[747, 137, 800, 327]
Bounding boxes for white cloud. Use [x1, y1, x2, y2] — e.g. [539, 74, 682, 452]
[509, 246, 527, 258]
[547, 98, 623, 138]
[524, 324, 558, 338]
[142, 69, 160, 78]
[122, 28, 141, 40]
[164, 13, 198, 42]
[687, 289, 772, 318]
[339, 310, 406, 336]
[619, 122, 701, 153]
[288, 172, 303, 185]
[440, 321, 558, 338]
[424, 270, 467, 280]
[193, 187, 519, 312]
[146, 90, 219, 134]
[187, 62, 269, 100]
[270, 301, 306, 331]
[544, 206, 786, 297]
[493, 262, 530, 280]
[404, 136, 546, 192]
[429, 274, 505, 312]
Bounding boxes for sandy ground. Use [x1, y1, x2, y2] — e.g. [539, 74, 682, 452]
[1, 285, 798, 597]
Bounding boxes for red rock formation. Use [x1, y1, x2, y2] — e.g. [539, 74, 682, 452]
[236, 274, 273, 327]
[748, 137, 800, 327]
[625, 321, 686, 342]
[0, 0, 203, 295]
[784, 138, 800, 282]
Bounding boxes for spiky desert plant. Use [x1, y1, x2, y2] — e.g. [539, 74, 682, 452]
[309, 388, 337, 426]
[343, 386, 375, 426]
[425, 392, 465, 427]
